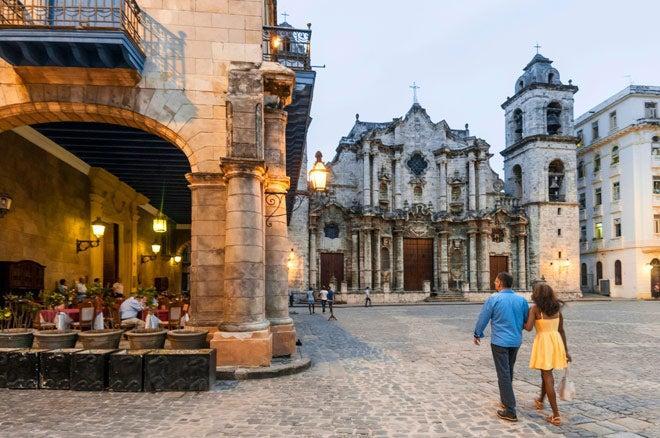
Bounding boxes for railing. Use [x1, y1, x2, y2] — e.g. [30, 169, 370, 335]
[262, 24, 311, 71]
[495, 195, 520, 211]
[0, 0, 142, 48]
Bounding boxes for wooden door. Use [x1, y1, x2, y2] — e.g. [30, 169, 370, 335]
[489, 255, 509, 290]
[320, 253, 344, 289]
[403, 238, 433, 291]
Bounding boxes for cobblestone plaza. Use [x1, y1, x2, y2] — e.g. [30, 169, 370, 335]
[0, 301, 658, 437]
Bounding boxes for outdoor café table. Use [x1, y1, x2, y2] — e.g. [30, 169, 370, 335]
[137, 309, 169, 322]
[40, 308, 80, 323]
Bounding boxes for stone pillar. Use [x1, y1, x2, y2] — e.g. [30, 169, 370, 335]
[373, 228, 381, 289]
[433, 233, 439, 291]
[351, 230, 359, 290]
[477, 156, 488, 210]
[394, 228, 404, 291]
[210, 159, 272, 367]
[468, 153, 476, 211]
[263, 107, 295, 358]
[361, 228, 372, 288]
[362, 150, 371, 208]
[439, 229, 449, 290]
[309, 224, 318, 289]
[394, 154, 403, 209]
[438, 157, 447, 211]
[518, 232, 527, 290]
[479, 226, 491, 290]
[89, 192, 104, 283]
[185, 172, 227, 329]
[468, 227, 478, 290]
[371, 154, 379, 209]
[130, 211, 139, 291]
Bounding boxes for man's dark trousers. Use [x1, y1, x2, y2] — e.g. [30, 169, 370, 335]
[491, 344, 519, 414]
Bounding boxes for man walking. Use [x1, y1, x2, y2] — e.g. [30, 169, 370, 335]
[364, 286, 372, 307]
[473, 272, 529, 422]
[306, 288, 315, 315]
[319, 287, 328, 313]
[327, 287, 337, 321]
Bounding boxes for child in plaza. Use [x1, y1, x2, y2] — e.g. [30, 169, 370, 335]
[364, 286, 371, 307]
[306, 288, 315, 315]
[524, 282, 571, 426]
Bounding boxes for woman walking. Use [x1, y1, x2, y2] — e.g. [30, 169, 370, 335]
[524, 283, 571, 426]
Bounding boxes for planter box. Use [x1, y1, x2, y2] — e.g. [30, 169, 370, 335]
[145, 349, 216, 392]
[40, 349, 83, 390]
[70, 349, 116, 391]
[0, 348, 19, 388]
[6, 349, 48, 389]
[108, 349, 151, 392]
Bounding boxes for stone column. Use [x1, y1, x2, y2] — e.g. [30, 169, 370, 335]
[477, 156, 488, 210]
[479, 226, 491, 290]
[351, 230, 359, 290]
[309, 224, 318, 289]
[439, 228, 449, 290]
[371, 154, 379, 209]
[468, 227, 478, 290]
[130, 210, 139, 291]
[362, 150, 371, 208]
[185, 172, 227, 329]
[263, 107, 295, 358]
[438, 157, 447, 211]
[394, 227, 404, 291]
[468, 152, 476, 211]
[373, 228, 381, 289]
[362, 228, 372, 288]
[518, 231, 527, 290]
[433, 233, 439, 291]
[210, 159, 272, 367]
[394, 154, 403, 209]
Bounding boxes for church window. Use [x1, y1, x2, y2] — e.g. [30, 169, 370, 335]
[548, 159, 565, 202]
[381, 247, 390, 271]
[613, 218, 621, 238]
[546, 101, 562, 135]
[451, 186, 461, 202]
[645, 101, 657, 119]
[577, 160, 584, 179]
[596, 261, 603, 283]
[579, 192, 586, 209]
[614, 260, 622, 285]
[557, 228, 561, 236]
[612, 181, 620, 201]
[512, 165, 523, 199]
[592, 121, 599, 141]
[413, 185, 423, 202]
[609, 111, 618, 131]
[594, 222, 603, 239]
[324, 223, 340, 239]
[611, 146, 619, 165]
[513, 109, 523, 141]
[595, 187, 602, 206]
[407, 153, 428, 176]
[580, 263, 588, 286]
[548, 73, 554, 83]
[491, 228, 505, 243]
[593, 154, 601, 173]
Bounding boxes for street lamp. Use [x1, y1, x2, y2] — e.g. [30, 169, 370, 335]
[76, 217, 106, 252]
[142, 240, 161, 263]
[308, 151, 328, 191]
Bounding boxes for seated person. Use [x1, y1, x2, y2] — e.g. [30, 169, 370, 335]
[119, 296, 146, 329]
[112, 279, 125, 298]
[75, 277, 88, 302]
[53, 303, 73, 330]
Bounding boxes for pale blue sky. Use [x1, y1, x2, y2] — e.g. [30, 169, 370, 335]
[280, 0, 659, 175]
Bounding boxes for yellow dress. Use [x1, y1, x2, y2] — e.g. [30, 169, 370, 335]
[529, 314, 568, 371]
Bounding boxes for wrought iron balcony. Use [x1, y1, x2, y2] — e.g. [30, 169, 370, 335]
[262, 24, 311, 71]
[0, 0, 145, 83]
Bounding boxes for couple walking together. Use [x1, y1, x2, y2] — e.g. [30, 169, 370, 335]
[474, 272, 571, 426]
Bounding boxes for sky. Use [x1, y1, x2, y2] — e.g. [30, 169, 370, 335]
[279, 0, 660, 175]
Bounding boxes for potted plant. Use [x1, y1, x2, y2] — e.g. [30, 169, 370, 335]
[34, 291, 78, 348]
[0, 295, 37, 348]
[78, 329, 123, 349]
[125, 328, 167, 349]
[167, 329, 209, 349]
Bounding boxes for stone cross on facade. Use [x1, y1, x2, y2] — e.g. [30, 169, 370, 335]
[410, 82, 420, 104]
[281, 11, 289, 22]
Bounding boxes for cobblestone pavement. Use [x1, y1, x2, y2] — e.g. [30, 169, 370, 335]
[0, 301, 658, 437]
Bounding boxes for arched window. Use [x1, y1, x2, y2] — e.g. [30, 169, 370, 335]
[548, 73, 555, 83]
[596, 261, 603, 284]
[580, 263, 588, 286]
[512, 164, 523, 199]
[548, 159, 565, 202]
[611, 145, 619, 166]
[546, 101, 562, 135]
[513, 109, 523, 141]
[614, 260, 622, 285]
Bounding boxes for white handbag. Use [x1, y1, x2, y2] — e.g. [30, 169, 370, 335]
[559, 365, 576, 401]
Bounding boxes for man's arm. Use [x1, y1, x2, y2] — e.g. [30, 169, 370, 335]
[473, 297, 493, 339]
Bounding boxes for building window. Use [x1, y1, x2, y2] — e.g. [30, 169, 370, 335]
[548, 159, 565, 202]
[593, 154, 601, 173]
[609, 111, 617, 131]
[580, 263, 588, 286]
[512, 165, 523, 199]
[557, 207, 562, 215]
[546, 101, 562, 135]
[580, 225, 587, 241]
[613, 218, 621, 237]
[595, 187, 602, 206]
[407, 152, 428, 176]
[594, 222, 603, 239]
[577, 160, 584, 178]
[592, 121, 599, 141]
[653, 136, 660, 156]
[579, 192, 586, 209]
[654, 214, 660, 234]
[576, 130, 583, 147]
[611, 145, 619, 165]
[324, 223, 340, 239]
[513, 109, 523, 141]
[548, 73, 554, 83]
[654, 176, 660, 195]
[557, 228, 561, 236]
[612, 181, 620, 201]
[645, 101, 657, 119]
[596, 261, 603, 283]
[614, 260, 622, 285]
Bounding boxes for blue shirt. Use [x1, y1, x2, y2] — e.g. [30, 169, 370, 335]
[327, 290, 334, 301]
[474, 289, 529, 348]
[119, 297, 144, 320]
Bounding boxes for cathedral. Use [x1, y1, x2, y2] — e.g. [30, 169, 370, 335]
[288, 54, 581, 302]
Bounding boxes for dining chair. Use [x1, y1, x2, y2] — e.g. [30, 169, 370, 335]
[72, 300, 95, 331]
[167, 302, 183, 330]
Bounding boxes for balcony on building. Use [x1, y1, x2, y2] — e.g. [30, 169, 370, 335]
[263, 21, 316, 223]
[0, 0, 145, 85]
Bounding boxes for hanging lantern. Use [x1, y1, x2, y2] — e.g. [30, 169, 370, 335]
[308, 151, 329, 192]
[91, 217, 106, 239]
[151, 241, 161, 254]
[153, 215, 167, 233]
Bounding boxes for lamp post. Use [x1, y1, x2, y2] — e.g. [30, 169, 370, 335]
[76, 217, 106, 252]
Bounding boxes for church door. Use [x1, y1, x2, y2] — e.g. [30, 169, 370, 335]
[489, 255, 509, 290]
[403, 238, 433, 291]
[320, 253, 344, 290]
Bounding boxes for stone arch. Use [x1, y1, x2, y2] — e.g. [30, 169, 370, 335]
[548, 159, 565, 202]
[0, 101, 198, 170]
[546, 100, 562, 135]
[512, 164, 523, 199]
[513, 108, 523, 141]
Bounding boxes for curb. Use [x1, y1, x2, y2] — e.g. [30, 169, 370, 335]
[216, 356, 311, 380]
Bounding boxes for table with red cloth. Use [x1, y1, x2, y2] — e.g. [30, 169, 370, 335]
[137, 309, 169, 322]
[40, 308, 79, 323]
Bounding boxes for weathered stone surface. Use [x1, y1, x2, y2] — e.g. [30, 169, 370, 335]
[70, 349, 116, 391]
[39, 348, 82, 390]
[108, 349, 151, 392]
[6, 349, 45, 389]
[144, 349, 215, 392]
[0, 348, 18, 388]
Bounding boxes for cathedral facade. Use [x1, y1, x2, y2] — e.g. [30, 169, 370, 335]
[288, 54, 582, 302]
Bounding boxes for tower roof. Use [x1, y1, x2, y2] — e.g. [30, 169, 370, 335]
[514, 52, 562, 94]
[523, 53, 552, 71]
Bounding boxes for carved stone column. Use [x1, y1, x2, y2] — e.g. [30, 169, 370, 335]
[309, 223, 318, 289]
[373, 228, 381, 289]
[433, 233, 439, 291]
[518, 231, 527, 290]
[477, 154, 488, 210]
[371, 151, 379, 209]
[210, 159, 272, 367]
[479, 223, 491, 290]
[437, 156, 447, 211]
[394, 227, 404, 291]
[468, 226, 478, 290]
[361, 228, 372, 288]
[351, 230, 359, 290]
[185, 172, 226, 329]
[394, 153, 403, 209]
[439, 227, 449, 290]
[362, 149, 371, 208]
[468, 152, 476, 211]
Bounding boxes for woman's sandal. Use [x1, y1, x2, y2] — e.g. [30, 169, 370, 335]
[545, 415, 561, 426]
[534, 399, 544, 410]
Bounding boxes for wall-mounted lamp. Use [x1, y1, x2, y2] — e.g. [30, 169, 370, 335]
[173, 255, 182, 264]
[76, 217, 106, 252]
[0, 193, 12, 218]
[308, 151, 329, 192]
[141, 241, 161, 263]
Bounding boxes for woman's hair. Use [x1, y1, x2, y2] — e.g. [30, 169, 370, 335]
[531, 282, 564, 316]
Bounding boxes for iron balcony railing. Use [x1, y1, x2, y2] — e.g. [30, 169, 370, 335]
[0, 0, 142, 49]
[262, 24, 311, 71]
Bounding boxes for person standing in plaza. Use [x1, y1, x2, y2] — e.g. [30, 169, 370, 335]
[364, 286, 372, 307]
[473, 271, 529, 422]
[319, 287, 329, 313]
[306, 287, 315, 315]
[524, 282, 570, 426]
[327, 286, 336, 320]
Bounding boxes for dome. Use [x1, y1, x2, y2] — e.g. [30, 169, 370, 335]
[514, 53, 561, 93]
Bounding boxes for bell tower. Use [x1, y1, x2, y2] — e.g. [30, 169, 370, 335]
[501, 53, 581, 298]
